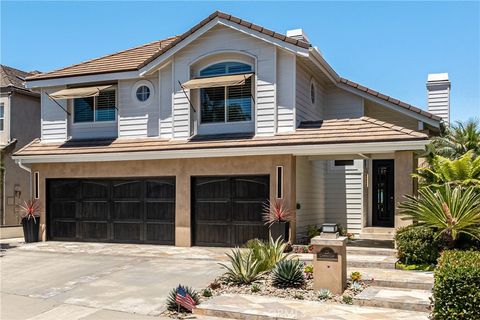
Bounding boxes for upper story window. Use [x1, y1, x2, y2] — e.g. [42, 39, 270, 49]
[0, 103, 4, 131]
[136, 86, 150, 102]
[74, 89, 116, 123]
[132, 80, 154, 105]
[199, 62, 253, 124]
[310, 81, 316, 105]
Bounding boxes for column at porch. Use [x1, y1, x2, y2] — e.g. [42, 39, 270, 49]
[394, 151, 416, 228]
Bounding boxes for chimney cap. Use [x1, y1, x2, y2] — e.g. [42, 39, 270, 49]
[427, 73, 449, 82]
[286, 29, 310, 42]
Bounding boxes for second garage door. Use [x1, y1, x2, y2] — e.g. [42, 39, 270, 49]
[192, 175, 269, 247]
[47, 177, 175, 244]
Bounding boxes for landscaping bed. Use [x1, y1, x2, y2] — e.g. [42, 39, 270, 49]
[201, 272, 368, 304]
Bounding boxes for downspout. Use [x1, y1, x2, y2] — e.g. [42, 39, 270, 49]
[15, 159, 32, 200]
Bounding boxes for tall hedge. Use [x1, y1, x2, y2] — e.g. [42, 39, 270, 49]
[432, 250, 480, 319]
[394, 225, 440, 264]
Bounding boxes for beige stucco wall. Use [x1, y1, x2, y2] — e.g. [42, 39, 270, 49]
[31, 154, 296, 246]
[394, 151, 416, 228]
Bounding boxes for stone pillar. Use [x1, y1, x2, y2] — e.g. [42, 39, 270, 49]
[175, 170, 191, 247]
[394, 151, 416, 229]
[311, 235, 347, 294]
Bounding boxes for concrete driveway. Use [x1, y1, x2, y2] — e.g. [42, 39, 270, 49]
[0, 240, 227, 319]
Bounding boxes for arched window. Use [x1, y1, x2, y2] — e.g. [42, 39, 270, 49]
[200, 62, 252, 77]
[199, 62, 253, 124]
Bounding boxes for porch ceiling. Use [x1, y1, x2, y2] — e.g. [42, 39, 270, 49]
[13, 117, 429, 163]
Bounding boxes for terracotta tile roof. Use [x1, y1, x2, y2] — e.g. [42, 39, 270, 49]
[27, 37, 179, 81]
[138, 11, 310, 69]
[14, 117, 427, 157]
[27, 11, 310, 81]
[1, 65, 36, 90]
[339, 78, 442, 121]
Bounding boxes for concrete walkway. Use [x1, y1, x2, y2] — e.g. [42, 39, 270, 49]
[1, 239, 225, 319]
[195, 294, 430, 320]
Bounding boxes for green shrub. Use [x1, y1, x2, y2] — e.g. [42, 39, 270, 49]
[202, 288, 212, 297]
[220, 249, 263, 285]
[432, 250, 480, 319]
[246, 236, 289, 272]
[166, 285, 200, 312]
[272, 260, 305, 288]
[250, 283, 261, 293]
[342, 294, 353, 304]
[395, 225, 440, 264]
[307, 225, 321, 239]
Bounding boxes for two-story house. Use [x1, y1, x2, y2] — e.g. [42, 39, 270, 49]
[1, 65, 41, 238]
[14, 12, 447, 247]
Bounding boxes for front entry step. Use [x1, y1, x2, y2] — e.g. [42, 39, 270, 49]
[347, 254, 397, 269]
[352, 267, 434, 290]
[347, 246, 397, 257]
[354, 286, 431, 312]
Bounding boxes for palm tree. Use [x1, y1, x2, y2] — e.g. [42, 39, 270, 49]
[399, 184, 480, 248]
[414, 150, 480, 189]
[430, 118, 480, 159]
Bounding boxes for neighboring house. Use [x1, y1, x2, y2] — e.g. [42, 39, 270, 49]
[0, 65, 41, 229]
[14, 11, 448, 247]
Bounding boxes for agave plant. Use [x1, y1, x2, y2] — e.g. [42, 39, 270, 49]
[19, 199, 41, 223]
[318, 288, 333, 300]
[219, 249, 263, 285]
[246, 236, 289, 272]
[399, 184, 480, 248]
[262, 199, 292, 226]
[166, 285, 200, 312]
[414, 150, 480, 189]
[272, 259, 305, 288]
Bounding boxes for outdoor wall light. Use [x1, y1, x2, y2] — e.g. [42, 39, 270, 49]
[322, 223, 338, 233]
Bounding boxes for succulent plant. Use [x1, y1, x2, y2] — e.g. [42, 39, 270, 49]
[219, 249, 263, 285]
[202, 288, 212, 297]
[342, 294, 353, 305]
[166, 285, 200, 312]
[350, 281, 362, 291]
[251, 283, 261, 293]
[350, 271, 362, 282]
[272, 259, 305, 288]
[318, 288, 333, 300]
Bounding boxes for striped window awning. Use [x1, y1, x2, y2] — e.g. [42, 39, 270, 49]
[49, 85, 114, 100]
[181, 73, 253, 90]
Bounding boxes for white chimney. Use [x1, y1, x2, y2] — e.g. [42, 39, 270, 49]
[426, 73, 451, 123]
[286, 29, 309, 42]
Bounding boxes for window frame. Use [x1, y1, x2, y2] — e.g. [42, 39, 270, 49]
[310, 80, 316, 105]
[72, 88, 117, 124]
[197, 61, 254, 126]
[131, 80, 154, 106]
[0, 102, 4, 132]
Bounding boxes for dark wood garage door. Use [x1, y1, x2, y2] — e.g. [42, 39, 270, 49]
[192, 175, 269, 247]
[47, 177, 175, 244]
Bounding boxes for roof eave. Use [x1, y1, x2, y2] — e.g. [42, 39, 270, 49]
[13, 139, 429, 164]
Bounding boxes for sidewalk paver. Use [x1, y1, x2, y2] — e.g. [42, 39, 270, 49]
[195, 294, 430, 320]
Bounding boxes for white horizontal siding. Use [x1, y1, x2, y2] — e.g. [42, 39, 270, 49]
[324, 160, 364, 234]
[41, 87, 67, 142]
[295, 62, 324, 123]
[324, 87, 363, 119]
[118, 75, 159, 138]
[295, 157, 326, 237]
[295, 157, 365, 237]
[427, 87, 450, 122]
[160, 63, 173, 139]
[364, 100, 418, 130]
[276, 48, 295, 133]
[172, 25, 276, 137]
